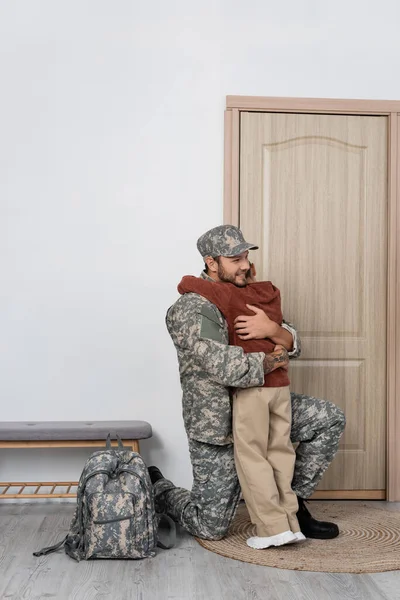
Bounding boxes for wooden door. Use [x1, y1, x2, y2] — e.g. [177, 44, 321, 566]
[240, 112, 387, 494]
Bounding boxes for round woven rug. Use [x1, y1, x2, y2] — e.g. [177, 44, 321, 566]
[195, 502, 400, 573]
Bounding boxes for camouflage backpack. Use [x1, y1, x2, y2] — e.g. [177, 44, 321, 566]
[34, 435, 175, 561]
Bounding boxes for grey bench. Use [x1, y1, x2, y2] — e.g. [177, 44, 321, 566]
[0, 420, 152, 500]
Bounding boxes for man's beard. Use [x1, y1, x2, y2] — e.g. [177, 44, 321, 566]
[217, 262, 248, 287]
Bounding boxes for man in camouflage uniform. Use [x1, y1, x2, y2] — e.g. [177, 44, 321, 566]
[149, 225, 345, 541]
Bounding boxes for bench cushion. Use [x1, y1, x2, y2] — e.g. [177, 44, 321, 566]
[0, 421, 152, 441]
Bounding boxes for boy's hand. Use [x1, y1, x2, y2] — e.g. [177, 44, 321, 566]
[234, 305, 280, 340]
[246, 262, 257, 283]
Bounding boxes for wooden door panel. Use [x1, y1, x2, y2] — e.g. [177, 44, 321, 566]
[240, 112, 387, 491]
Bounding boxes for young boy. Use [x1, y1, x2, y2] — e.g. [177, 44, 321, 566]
[178, 267, 305, 549]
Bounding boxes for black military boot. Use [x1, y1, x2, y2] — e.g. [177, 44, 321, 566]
[148, 465, 165, 485]
[297, 497, 339, 539]
[148, 466, 168, 513]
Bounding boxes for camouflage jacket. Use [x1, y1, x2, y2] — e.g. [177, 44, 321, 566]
[166, 272, 301, 445]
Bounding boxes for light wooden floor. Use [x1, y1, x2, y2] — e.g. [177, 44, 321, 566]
[0, 502, 399, 600]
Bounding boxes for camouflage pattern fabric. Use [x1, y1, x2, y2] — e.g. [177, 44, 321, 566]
[160, 272, 345, 539]
[154, 440, 241, 540]
[197, 224, 259, 258]
[34, 446, 159, 561]
[290, 392, 346, 498]
[69, 449, 157, 560]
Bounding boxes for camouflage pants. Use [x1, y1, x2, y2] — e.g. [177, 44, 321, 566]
[154, 394, 345, 540]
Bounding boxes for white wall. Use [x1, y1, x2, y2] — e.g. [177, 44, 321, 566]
[1, 0, 400, 490]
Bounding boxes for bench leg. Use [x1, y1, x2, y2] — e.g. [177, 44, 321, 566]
[125, 440, 140, 452]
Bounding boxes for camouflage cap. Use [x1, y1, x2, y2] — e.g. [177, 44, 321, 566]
[197, 225, 258, 258]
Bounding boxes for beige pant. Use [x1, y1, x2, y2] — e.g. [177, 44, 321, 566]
[233, 386, 300, 537]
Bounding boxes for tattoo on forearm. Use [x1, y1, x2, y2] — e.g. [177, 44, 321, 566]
[263, 348, 289, 374]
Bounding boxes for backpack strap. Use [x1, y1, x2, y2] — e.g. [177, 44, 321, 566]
[34, 485, 86, 560]
[156, 513, 176, 550]
[105, 433, 125, 450]
[33, 535, 68, 557]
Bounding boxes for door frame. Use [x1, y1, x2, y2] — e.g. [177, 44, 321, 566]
[224, 95, 400, 501]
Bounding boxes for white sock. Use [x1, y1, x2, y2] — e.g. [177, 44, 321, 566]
[247, 530, 297, 549]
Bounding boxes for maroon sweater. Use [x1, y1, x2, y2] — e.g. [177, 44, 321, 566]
[178, 276, 290, 387]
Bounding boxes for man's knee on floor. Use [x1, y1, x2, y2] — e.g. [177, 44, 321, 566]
[198, 519, 230, 541]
